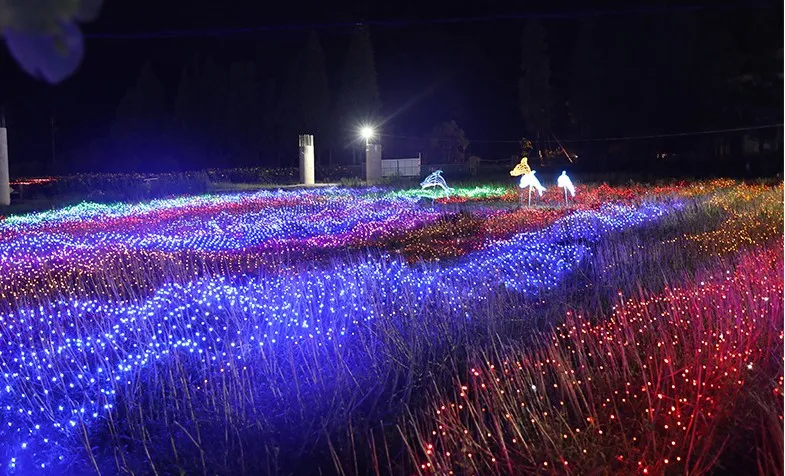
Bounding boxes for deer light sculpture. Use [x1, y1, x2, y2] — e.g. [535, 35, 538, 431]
[510, 157, 532, 177]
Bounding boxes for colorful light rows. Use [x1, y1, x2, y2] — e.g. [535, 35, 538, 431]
[0, 184, 698, 308]
[0, 197, 682, 472]
[412, 240, 783, 475]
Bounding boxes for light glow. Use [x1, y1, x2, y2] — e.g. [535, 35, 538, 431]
[360, 126, 375, 141]
[518, 171, 546, 196]
[510, 157, 532, 177]
[558, 171, 576, 198]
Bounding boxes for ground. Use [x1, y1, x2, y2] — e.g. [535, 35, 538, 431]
[0, 179, 781, 475]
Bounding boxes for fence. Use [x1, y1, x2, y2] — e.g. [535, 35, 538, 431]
[382, 155, 421, 178]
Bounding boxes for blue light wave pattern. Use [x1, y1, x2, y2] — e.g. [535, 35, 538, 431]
[0, 200, 679, 472]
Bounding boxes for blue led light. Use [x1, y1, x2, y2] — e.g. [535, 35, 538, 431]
[0, 190, 682, 472]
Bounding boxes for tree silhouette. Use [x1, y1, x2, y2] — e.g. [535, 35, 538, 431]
[338, 25, 381, 129]
[221, 61, 263, 166]
[569, 20, 601, 139]
[279, 31, 331, 160]
[172, 57, 264, 168]
[300, 31, 331, 135]
[112, 62, 166, 170]
[518, 21, 552, 145]
[428, 120, 469, 164]
[173, 56, 217, 168]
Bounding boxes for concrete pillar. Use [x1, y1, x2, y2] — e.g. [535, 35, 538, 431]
[298, 134, 315, 185]
[365, 143, 382, 184]
[0, 114, 9, 206]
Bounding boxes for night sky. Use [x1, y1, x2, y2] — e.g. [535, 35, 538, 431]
[1, 0, 782, 173]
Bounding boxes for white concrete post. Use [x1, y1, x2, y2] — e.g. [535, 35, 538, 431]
[365, 143, 382, 184]
[299, 134, 315, 185]
[0, 114, 9, 206]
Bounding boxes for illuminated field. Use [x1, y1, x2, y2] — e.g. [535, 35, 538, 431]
[0, 181, 780, 474]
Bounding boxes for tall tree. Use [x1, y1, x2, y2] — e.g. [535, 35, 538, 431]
[220, 61, 263, 165]
[172, 56, 216, 168]
[693, 16, 744, 128]
[174, 57, 266, 168]
[278, 31, 331, 156]
[173, 60, 197, 135]
[518, 21, 552, 146]
[300, 31, 331, 135]
[569, 19, 601, 139]
[112, 62, 166, 170]
[337, 25, 381, 129]
[428, 120, 469, 164]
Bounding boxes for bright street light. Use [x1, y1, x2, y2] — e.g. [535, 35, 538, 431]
[360, 126, 375, 144]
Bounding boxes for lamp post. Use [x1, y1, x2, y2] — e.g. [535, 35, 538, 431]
[360, 126, 374, 146]
[361, 125, 381, 185]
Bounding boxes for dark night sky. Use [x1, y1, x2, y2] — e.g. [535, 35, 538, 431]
[1, 0, 782, 172]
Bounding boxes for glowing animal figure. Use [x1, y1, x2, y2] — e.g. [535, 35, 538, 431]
[518, 170, 546, 206]
[420, 170, 452, 197]
[510, 156, 532, 177]
[557, 171, 575, 203]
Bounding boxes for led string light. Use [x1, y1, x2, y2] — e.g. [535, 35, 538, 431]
[0, 192, 447, 305]
[383, 179, 735, 206]
[412, 241, 783, 475]
[0, 199, 684, 471]
[599, 184, 784, 276]
[0, 184, 704, 308]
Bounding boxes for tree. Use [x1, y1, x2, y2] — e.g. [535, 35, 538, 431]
[172, 57, 265, 168]
[300, 31, 331, 135]
[518, 21, 552, 144]
[112, 62, 166, 170]
[172, 56, 216, 168]
[278, 31, 331, 158]
[428, 120, 469, 164]
[337, 25, 381, 128]
[220, 61, 263, 165]
[569, 20, 601, 139]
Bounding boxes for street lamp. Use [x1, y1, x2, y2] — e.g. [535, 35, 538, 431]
[360, 125, 375, 145]
[360, 125, 381, 183]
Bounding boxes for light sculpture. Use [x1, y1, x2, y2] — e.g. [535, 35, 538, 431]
[420, 170, 452, 197]
[509, 156, 532, 177]
[557, 170, 575, 205]
[518, 171, 546, 207]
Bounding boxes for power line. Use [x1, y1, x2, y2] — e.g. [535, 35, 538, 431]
[560, 124, 784, 143]
[84, 2, 778, 39]
[383, 124, 784, 144]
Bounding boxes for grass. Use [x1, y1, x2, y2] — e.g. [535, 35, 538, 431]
[0, 180, 780, 475]
[404, 242, 783, 475]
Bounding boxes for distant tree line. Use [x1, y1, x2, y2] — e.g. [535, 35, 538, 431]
[520, 12, 782, 175]
[100, 26, 380, 173]
[64, 10, 782, 175]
